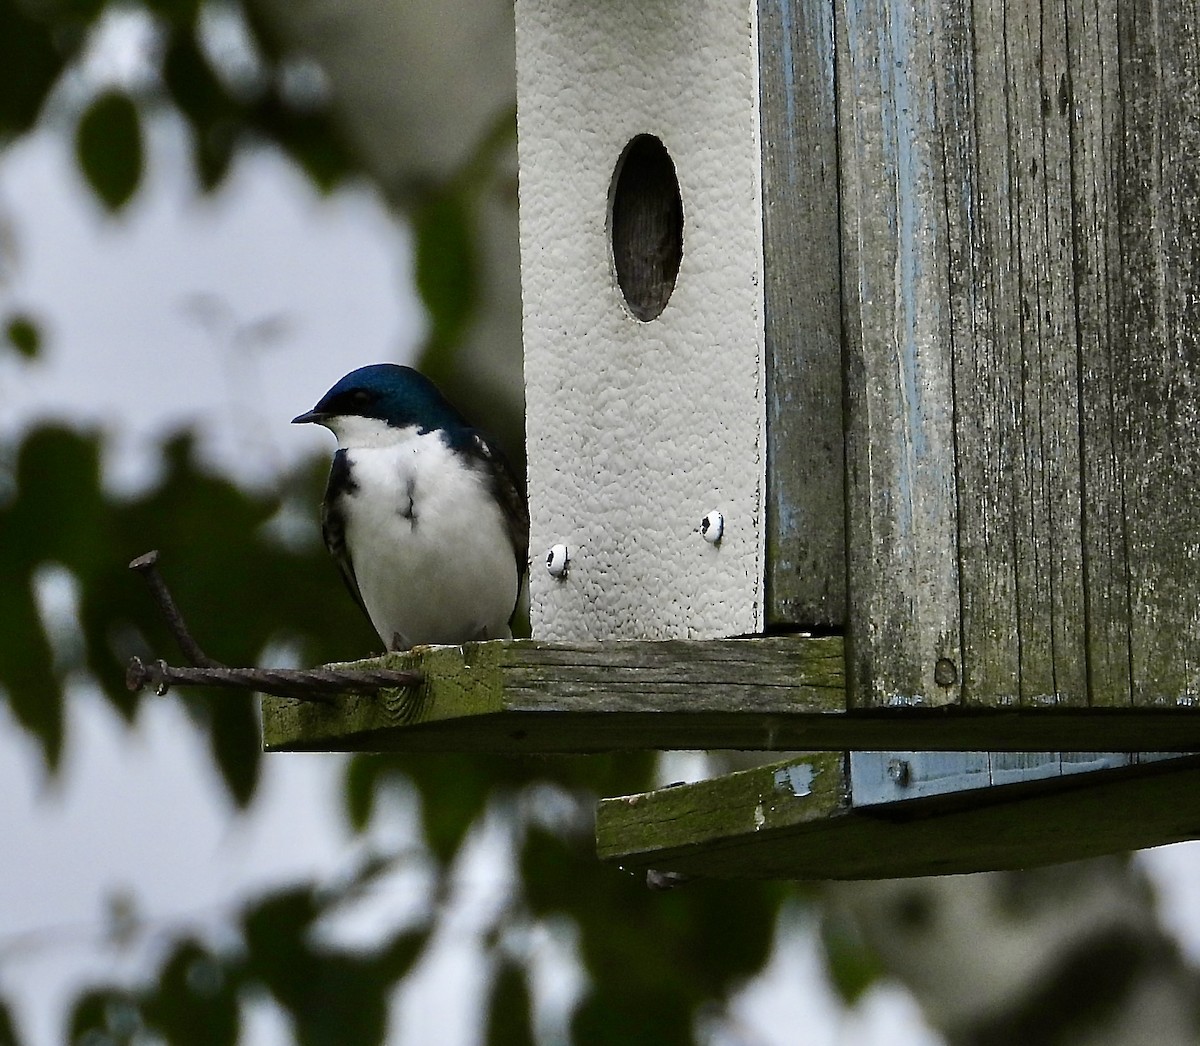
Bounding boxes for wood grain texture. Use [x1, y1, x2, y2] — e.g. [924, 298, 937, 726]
[261, 639, 1200, 755]
[1118, 2, 1200, 706]
[1071, 0, 1130, 707]
[597, 753, 1200, 879]
[838, 0, 1200, 711]
[838, 0, 963, 709]
[758, 0, 846, 627]
[955, 0, 1090, 708]
[262, 636, 848, 753]
[598, 753, 849, 862]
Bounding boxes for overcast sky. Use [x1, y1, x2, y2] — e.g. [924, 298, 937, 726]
[0, 115, 422, 492]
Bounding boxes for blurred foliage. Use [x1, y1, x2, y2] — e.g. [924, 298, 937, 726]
[414, 187, 477, 367]
[414, 106, 516, 390]
[0, 0, 819, 1042]
[75, 89, 143, 209]
[1, 0, 357, 197]
[66, 871, 428, 1046]
[820, 904, 887, 1006]
[4, 313, 41, 358]
[0, 998, 17, 1046]
[485, 957, 536, 1046]
[0, 1, 66, 139]
[0, 424, 368, 794]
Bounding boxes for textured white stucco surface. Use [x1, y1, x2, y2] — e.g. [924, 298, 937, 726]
[516, 0, 765, 641]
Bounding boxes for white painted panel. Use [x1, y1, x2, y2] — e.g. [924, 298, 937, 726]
[516, 0, 766, 640]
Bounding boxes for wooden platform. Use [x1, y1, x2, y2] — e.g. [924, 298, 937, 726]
[262, 637, 1200, 755]
[257, 635, 1200, 877]
[596, 752, 1200, 879]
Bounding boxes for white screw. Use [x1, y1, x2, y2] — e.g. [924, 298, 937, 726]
[546, 544, 569, 578]
[699, 510, 724, 545]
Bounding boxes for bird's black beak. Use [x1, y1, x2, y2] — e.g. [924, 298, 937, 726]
[291, 410, 325, 425]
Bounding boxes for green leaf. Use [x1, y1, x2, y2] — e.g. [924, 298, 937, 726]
[140, 939, 239, 1046]
[266, 105, 354, 192]
[242, 886, 321, 985]
[820, 906, 885, 1004]
[0, 427, 110, 768]
[519, 825, 586, 916]
[572, 987, 692, 1046]
[518, 806, 786, 1041]
[75, 91, 143, 211]
[379, 927, 427, 984]
[162, 32, 237, 190]
[6, 427, 107, 573]
[414, 191, 476, 357]
[207, 692, 262, 808]
[4, 314, 42, 359]
[0, 6, 62, 136]
[51, 0, 108, 21]
[0, 578, 63, 769]
[142, 0, 204, 23]
[0, 993, 22, 1046]
[241, 886, 421, 1046]
[294, 956, 390, 1046]
[407, 753, 496, 865]
[345, 753, 391, 831]
[486, 959, 535, 1046]
[68, 988, 141, 1045]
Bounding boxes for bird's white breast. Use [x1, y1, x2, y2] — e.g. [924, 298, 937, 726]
[336, 425, 519, 648]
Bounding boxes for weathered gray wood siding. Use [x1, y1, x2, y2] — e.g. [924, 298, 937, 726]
[759, 0, 847, 628]
[1119, 4, 1200, 707]
[836, 0, 1200, 709]
[838, 0, 963, 705]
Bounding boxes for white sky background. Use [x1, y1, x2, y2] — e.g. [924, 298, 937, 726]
[0, 118, 419, 490]
[0, 48, 1198, 1046]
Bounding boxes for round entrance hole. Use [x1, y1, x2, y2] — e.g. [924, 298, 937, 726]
[608, 134, 683, 321]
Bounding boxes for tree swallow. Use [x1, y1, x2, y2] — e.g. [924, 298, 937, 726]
[293, 364, 528, 650]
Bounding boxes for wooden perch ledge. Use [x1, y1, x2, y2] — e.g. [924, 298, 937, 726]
[595, 750, 1200, 880]
[260, 636, 1200, 755]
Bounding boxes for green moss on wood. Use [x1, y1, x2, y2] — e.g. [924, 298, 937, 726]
[598, 753, 1200, 879]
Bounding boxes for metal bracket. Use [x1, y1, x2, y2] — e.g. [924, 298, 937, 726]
[850, 751, 1186, 806]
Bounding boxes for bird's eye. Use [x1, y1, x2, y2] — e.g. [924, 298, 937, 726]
[350, 389, 372, 408]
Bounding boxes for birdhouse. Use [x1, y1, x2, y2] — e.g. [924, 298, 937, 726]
[259, 0, 1200, 879]
[517, 0, 1200, 703]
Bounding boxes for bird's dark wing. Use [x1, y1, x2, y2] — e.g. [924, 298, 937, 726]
[467, 430, 530, 582]
[321, 450, 370, 621]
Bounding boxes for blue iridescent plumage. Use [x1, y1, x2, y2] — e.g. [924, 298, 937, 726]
[294, 364, 528, 650]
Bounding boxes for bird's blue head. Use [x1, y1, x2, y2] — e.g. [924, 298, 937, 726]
[292, 364, 465, 438]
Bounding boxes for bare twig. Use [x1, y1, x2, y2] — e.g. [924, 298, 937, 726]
[126, 550, 423, 703]
[125, 657, 423, 704]
[128, 550, 223, 668]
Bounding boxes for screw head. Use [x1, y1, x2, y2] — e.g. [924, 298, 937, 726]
[546, 543, 569, 578]
[699, 510, 724, 544]
[887, 759, 912, 787]
[934, 658, 958, 687]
